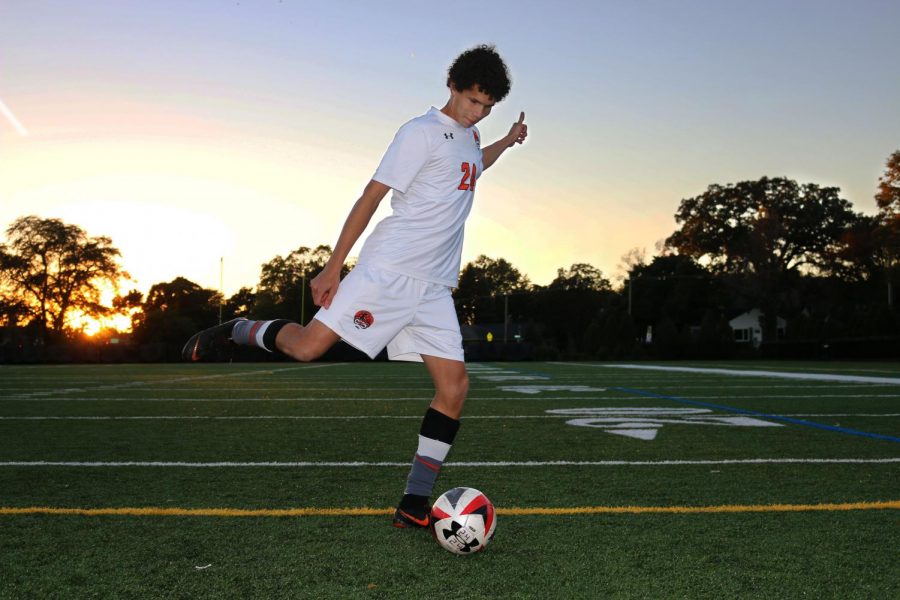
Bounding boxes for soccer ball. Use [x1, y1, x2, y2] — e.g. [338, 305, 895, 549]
[430, 487, 497, 555]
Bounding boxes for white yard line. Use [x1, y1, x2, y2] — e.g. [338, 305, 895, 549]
[5, 384, 891, 395]
[3, 394, 898, 402]
[8, 364, 346, 399]
[2, 413, 898, 421]
[559, 363, 900, 385]
[1, 458, 897, 468]
[1, 396, 628, 402]
[0, 415, 562, 421]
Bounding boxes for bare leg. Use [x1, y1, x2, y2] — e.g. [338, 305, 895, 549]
[422, 355, 469, 419]
[275, 319, 342, 362]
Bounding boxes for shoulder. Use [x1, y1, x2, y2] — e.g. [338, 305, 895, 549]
[396, 110, 443, 137]
[388, 111, 444, 152]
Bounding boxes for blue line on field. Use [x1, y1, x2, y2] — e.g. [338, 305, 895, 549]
[614, 387, 900, 444]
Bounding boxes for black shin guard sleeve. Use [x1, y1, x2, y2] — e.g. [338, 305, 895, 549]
[261, 319, 295, 353]
[419, 407, 460, 445]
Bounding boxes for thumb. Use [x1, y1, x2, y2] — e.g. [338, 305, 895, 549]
[517, 111, 525, 124]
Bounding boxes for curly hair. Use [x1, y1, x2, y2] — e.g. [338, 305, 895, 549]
[446, 44, 511, 102]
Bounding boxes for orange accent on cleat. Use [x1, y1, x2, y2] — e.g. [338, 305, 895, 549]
[392, 508, 431, 529]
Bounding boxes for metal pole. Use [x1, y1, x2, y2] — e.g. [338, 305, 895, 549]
[301, 274, 306, 324]
[503, 294, 509, 343]
[219, 257, 224, 324]
[627, 279, 632, 316]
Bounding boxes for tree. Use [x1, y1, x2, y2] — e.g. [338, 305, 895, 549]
[536, 263, 615, 357]
[875, 150, 900, 218]
[665, 177, 859, 337]
[0, 216, 126, 338]
[224, 287, 257, 318]
[548, 263, 611, 292]
[454, 255, 531, 324]
[626, 255, 718, 328]
[872, 151, 900, 306]
[666, 177, 857, 276]
[253, 245, 339, 322]
[130, 277, 221, 349]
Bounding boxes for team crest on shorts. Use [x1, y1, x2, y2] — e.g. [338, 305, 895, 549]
[353, 310, 374, 330]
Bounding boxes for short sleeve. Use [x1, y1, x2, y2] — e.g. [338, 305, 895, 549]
[373, 121, 431, 194]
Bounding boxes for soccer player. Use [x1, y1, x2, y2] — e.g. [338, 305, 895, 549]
[182, 44, 527, 528]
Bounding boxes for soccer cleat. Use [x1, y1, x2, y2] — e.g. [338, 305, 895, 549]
[181, 318, 247, 362]
[392, 505, 432, 529]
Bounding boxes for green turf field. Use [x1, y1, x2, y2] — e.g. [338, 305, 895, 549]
[1, 361, 898, 598]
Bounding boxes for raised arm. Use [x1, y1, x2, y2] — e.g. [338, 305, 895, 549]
[482, 111, 528, 171]
[311, 179, 391, 308]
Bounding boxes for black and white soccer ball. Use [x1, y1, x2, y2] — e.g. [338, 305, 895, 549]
[430, 487, 497, 555]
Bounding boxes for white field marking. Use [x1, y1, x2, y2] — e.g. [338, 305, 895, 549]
[0, 396, 632, 402]
[478, 375, 550, 381]
[4, 394, 900, 403]
[2, 458, 898, 468]
[2, 413, 899, 422]
[500, 385, 607, 395]
[546, 362, 900, 376]
[9, 364, 346, 399]
[0, 415, 573, 421]
[511, 384, 900, 393]
[560, 363, 900, 385]
[0, 97, 28, 136]
[0, 387, 444, 393]
[548, 407, 782, 441]
[783, 413, 900, 417]
[3, 387, 893, 399]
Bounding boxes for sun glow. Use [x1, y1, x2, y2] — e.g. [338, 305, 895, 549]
[64, 283, 137, 337]
[67, 311, 134, 337]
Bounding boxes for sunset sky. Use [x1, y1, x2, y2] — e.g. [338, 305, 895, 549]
[1, 0, 899, 299]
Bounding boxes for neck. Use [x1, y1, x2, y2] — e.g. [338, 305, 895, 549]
[440, 100, 464, 127]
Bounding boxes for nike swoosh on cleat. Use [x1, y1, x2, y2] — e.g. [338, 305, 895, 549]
[397, 510, 430, 527]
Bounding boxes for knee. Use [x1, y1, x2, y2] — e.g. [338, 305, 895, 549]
[442, 372, 469, 403]
[290, 346, 318, 362]
[277, 323, 335, 363]
[283, 338, 324, 363]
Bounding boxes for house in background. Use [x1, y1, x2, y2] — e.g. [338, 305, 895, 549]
[729, 309, 785, 348]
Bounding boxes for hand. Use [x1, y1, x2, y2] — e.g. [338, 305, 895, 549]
[310, 266, 341, 309]
[507, 112, 527, 147]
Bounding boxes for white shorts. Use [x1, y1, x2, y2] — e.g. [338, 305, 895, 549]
[313, 265, 464, 363]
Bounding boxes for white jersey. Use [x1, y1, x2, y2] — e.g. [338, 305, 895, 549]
[358, 107, 483, 287]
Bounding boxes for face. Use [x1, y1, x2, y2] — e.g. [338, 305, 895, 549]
[447, 84, 495, 127]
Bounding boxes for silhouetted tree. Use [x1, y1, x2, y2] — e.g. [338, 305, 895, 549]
[254, 245, 341, 322]
[626, 255, 717, 328]
[224, 287, 257, 318]
[873, 150, 900, 307]
[666, 177, 858, 336]
[0, 216, 126, 339]
[131, 277, 221, 350]
[667, 177, 857, 276]
[876, 150, 900, 218]
[548, 263, 611, 292]
[454, 255, 530, 324]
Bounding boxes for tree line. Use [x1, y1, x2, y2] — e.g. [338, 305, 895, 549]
[2, 150, 898, 361]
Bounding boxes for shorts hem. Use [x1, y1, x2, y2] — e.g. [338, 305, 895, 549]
[387, 348, 464, 363]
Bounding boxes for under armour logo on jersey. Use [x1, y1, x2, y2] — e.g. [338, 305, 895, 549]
[444, 133, 454, 140]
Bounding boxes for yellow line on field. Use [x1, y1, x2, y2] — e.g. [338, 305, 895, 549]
[1, 500, 898, 518]
[502, 500, 900, 515]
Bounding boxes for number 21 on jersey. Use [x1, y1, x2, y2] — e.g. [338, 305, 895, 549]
[458, 162, 477, 191]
